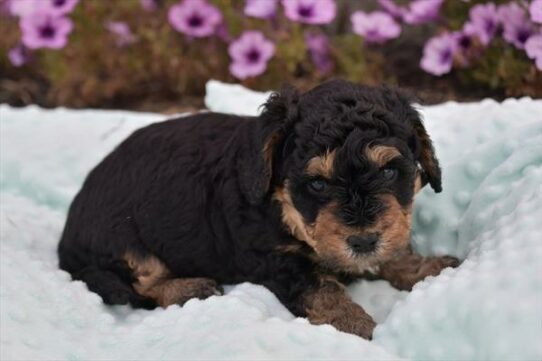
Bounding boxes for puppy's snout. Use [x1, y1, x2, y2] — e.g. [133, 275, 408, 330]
[347, 234, 379, 254]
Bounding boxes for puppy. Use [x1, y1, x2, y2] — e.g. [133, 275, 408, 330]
[58, 80, 458, 339]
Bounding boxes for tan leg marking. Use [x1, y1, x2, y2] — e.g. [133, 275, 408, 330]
[138, 278, 222, 308]
[124, 252, 222, 307]
[378, 247, 460, 291]
[303, 279, 376, 339]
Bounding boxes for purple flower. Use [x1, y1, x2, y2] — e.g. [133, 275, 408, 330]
[499, 2, 535, 49]
[228, 30, 275, 79]
[244, 0, 277, 19]
[1, 0, 12, 16]
[9, 0, 46, 17]
[8, 44, 31, 67]
[140, 0, 162, 12]
[452, 28, 480, 67]
[420, 33, 457, 76]
[404, 0, 443, 25]
[44, 0, 79, 16]
[463, 3, 499, 45]
[454, 30, 475, 51]
[378, 0, 442, 24]
[351, 11, 401, 44]
[282, 0, 336, 25]
[305, 32, 333, 73]
[499, 2, 527, 25]
[530, 0, 542, 24]
[378, 0, 407, 21]
[20, 11, 73, 49]
[106, 21, 135, 47]
[168, 0, 222, 38]
[504, 22, 535, 49]
[525, 34, 542, 70]
[9, 0, 78, 17]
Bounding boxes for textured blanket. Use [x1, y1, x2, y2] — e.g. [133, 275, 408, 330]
[1, 81, 541, 360]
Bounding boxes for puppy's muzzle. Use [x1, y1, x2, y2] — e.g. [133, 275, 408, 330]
[347, 233, 379, 254]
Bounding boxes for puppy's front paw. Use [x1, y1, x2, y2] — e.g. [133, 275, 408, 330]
[380, 254, 460, 291]
[310, 307, 377, 340]
[304, 280, 376, 339]
[421, 255, 460, 275]
[334, 311, 377, 340]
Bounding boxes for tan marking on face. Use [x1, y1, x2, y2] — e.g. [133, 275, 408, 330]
[273, 184, 316, 247]
[273, 182, 414, 273]
[306, 150, 337, 179]
[273, 185, 379, 273]
[308, 202, 354, 267]
[273, 184, 350, 261]
[365, 145, 401, 167]
[365, 195, 412, 260]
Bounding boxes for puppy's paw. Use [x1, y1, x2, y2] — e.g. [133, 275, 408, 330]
[341, 312, 377, 340]
[380, 254, 461, 291]
[315, 309, 377, 340]
[189, 278, 224, 299]
[179, 278, 224, 300]
[153, 277, 224, 307]
[413, 254, 461, 284]
[304, 280, 376, 340]
[418, 255, 460, 277]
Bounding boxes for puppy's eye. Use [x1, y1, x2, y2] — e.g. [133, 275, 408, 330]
[382, 168, 398, 181]
[308, 179, 327, 193]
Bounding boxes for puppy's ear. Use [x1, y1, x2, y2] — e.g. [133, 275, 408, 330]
[386, 87, 442, 193]
[238, 84, 299, 205]
[411, 115, 442, 193]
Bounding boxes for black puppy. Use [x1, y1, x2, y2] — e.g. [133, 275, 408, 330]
[58, 80, 458, 339]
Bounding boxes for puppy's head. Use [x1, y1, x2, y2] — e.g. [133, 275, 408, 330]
[243, 79, 441, 273]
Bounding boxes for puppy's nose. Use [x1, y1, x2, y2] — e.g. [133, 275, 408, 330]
[347, 234, 379, 254]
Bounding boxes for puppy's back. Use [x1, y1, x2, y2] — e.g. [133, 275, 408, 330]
[58, 112, 251, 274]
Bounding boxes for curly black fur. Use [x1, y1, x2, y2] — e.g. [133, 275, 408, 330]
[58, 79, 442, 319]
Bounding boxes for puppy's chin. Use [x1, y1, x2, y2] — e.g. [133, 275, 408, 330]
[315, 240, 411, 275]
[316, 255, 377, 276]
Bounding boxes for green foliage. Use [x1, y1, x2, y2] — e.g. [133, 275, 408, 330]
[469, 43, 540, 95]
[0, 0, 539, 109]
